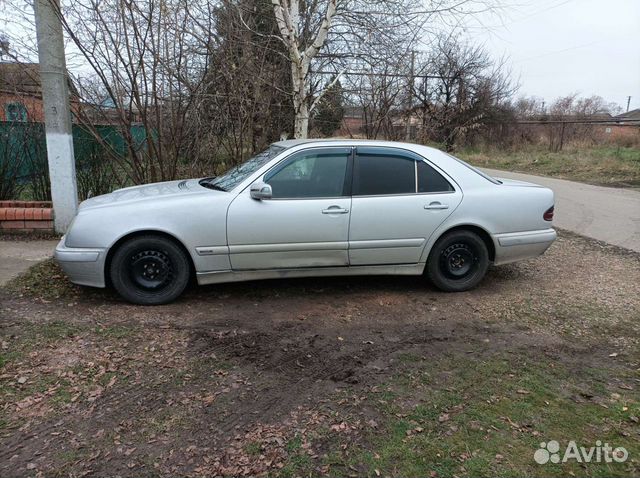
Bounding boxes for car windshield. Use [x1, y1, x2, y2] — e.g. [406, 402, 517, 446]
[200, 144, 286, 191]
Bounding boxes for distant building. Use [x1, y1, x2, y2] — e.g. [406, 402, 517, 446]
[0, 62, 80, 122]
[614, 108, 640, 125]
[338, 106, 365, 136]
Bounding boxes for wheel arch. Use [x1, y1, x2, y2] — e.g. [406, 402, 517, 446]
[427, 224, 496, 263]
[104, 229, 196, 287]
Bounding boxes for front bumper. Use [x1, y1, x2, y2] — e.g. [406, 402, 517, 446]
[54, 237, 107, 288]
[493, 228, 557, 265]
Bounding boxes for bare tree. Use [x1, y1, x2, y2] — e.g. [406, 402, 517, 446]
[513, 95, 546, 118]
[544, 93, 622, 151]
[270, 0, 339, 138]
[269, 0, 500, 139]
[56, 0, 215, 183]
[199, 0, 293, 165]
[413, 33, 516, 150]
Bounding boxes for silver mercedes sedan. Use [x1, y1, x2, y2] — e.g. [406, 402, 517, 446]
[55, 140, 556, 305]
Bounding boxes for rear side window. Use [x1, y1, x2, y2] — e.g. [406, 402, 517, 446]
[418, 161, 454, 193]
[353, 154, 415, 195]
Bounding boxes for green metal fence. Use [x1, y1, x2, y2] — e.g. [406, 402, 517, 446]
[0, 121, 148, 181]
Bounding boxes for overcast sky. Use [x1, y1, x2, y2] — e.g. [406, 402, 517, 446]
[461, 0, 640, 111]
[1, 0, 638, 111]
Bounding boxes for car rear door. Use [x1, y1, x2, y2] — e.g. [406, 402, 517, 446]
[348, 147, 462, 265]
[226, 147, 353, 270]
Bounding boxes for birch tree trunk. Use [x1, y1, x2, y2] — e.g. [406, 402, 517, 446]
[291, 60, 309, 138]
[272, 0, 337, 139]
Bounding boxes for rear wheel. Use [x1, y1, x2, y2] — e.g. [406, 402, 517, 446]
[426, 230, 489, 292]
[109, 235, 191, 305]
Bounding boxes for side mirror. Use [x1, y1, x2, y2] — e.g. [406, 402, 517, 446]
[250, 181, 272, 200]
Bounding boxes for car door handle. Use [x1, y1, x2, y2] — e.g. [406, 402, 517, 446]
[322, 206, 349, 214]
[424, 202, 449, 210]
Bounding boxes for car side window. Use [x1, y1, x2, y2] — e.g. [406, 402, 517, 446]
[418, 161, 454, 193]
[353, 154, 415, 196]
[265, 150, 349, 199]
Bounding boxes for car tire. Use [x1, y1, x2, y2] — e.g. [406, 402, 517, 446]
[426, 230, 489, 292]
[109, 235, 191, 305]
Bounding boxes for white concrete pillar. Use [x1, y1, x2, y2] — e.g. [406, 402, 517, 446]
[34, 0, 78, 233]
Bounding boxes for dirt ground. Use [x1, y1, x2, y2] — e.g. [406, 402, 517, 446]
[1, 231, 639, 477]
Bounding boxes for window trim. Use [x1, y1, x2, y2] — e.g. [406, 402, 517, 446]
[352, 146, 457, 197]
[262, 146, 354, 200]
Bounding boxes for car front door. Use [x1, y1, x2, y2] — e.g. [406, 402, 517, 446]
[348, 147, 462, 265]
[227, 147, 353, 270]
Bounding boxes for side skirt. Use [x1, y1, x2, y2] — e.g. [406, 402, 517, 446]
[196, 263, 425, 286]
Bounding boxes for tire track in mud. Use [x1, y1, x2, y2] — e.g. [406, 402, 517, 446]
[0, 319, 460, 464]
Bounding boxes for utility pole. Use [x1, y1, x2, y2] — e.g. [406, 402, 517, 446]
[34, 0, 78, 233]
[405, 50, 415, 142]
[627, 96, 632, 112]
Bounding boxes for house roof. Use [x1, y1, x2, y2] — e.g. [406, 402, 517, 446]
[0, 62, 78, 97]
[615, 108, 640, 121]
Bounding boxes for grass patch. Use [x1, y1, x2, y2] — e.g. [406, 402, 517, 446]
[6, 259, 80, 299]
[94, 325, 137, 339]
[245, 441, 262, 456]
[280, 434, 314, 477]
[324, 354, 639, 477]
[36, 321, 83, 341]
[457, 144, 640, 188]
[0, 350, 22, 369]
[1, 320, 83, 363]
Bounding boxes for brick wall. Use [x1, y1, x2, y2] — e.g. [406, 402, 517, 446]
[0, 201, 54, 232]
[0, 93, 46, 122]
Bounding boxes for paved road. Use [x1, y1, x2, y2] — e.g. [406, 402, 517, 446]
[483, 168, 640, 253]
[0, 239, 58, 286]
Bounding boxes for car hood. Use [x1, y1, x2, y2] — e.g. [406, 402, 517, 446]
[79, 179, 212, 210]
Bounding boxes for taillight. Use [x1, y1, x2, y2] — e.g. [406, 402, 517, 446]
[543, 206, 554, 221]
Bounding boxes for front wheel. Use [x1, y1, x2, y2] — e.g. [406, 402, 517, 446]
[426, 230, 489, 292]
[109, 235, 191, 305]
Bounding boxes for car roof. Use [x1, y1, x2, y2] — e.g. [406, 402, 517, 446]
[273, 138, 449, 159]
[272, 138, 499, 189]
[275, 138, 425, 149]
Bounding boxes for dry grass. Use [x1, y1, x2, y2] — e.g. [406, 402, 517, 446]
[457, 144, 640, 188]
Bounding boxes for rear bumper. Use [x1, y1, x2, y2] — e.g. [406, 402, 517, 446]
[493, 228, 557, 265]
[54, 237, 106, 288]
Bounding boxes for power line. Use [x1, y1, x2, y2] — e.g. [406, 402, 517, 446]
[513, 118, 639, 125]
[312, 69, 452, 80]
